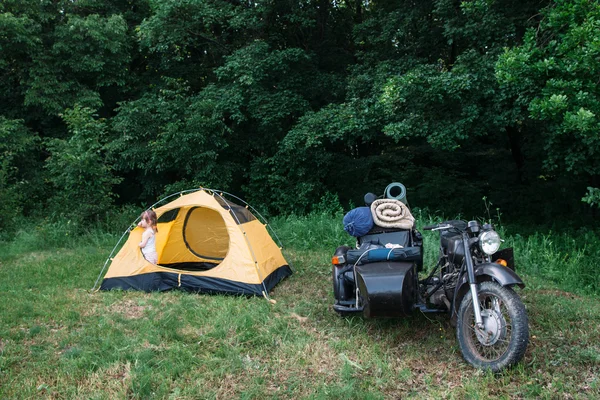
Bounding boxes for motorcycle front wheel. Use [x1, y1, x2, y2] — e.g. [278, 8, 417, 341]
[456, 281, 529, 372]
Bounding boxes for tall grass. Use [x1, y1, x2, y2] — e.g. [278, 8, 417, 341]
[1, 211, 599, 398]
[270, 212, 351, 252]
[271, 210, 600, 296]
[3, 210, 598, 295]
[508, 230, 600, 294]
[0, 206, 140, 261]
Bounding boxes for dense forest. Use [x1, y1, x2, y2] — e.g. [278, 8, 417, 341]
[1, 0, 600, 232]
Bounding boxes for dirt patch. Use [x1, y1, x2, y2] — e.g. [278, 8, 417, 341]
[19, 251, 54, 264]
[179, 325, 207, 338]
[533, 289, 582, 300]
[80, 306, 99, 318]
[109, 299, 151, 319]
[140, 340, 169, 351]
[289, 312, 309, 323]
[74, 361, 131, 399]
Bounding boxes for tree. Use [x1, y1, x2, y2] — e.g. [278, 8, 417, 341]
[258, 0, 551, 215]
[1, 0, 597, 224]
[109, 78, 230, 200]
[496, 0, 600, 206]
[46, 106, 121, 221]
[24, 14, 130, 115]
[0, 118, 40, 231]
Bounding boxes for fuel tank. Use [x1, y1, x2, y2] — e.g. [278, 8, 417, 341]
[441, 231, 465, 265]
[355, 261, 416, 318]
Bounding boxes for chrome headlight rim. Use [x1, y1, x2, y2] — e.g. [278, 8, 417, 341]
[479, 230, 501, 255]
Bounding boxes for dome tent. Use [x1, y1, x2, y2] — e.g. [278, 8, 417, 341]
[96, 189, 292, 296]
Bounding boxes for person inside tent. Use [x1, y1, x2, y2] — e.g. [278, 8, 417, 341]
[138, 210, 158, 264]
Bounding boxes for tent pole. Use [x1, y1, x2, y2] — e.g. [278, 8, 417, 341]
[211, 190, 285, 248]
[91, 224, 134, 291]
[213, 192, 272, 300]
[208, 189, 294, 273]
[94, 188, 289, 293]
[92, 189, 201, 291]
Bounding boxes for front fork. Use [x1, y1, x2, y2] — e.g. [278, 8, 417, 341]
[463, 233, 484, 329]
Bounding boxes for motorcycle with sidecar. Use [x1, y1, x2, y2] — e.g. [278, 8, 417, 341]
[331, 186, 529, 371]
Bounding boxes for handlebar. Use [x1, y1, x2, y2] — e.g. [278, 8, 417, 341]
[423, 223, 453, 231]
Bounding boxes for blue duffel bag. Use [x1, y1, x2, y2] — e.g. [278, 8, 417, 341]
[343, 207, 374, 237]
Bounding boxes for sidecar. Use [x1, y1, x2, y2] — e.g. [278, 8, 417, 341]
[332, 225, 424, 318]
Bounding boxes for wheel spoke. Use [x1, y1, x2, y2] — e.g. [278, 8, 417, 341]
[457, 283, 528, 370]
[461, 289, 516, 362]
[492, 297, 502, 313]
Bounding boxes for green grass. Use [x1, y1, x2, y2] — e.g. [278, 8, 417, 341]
[1, 213, 599, 399]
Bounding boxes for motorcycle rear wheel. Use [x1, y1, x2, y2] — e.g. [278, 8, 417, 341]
[456, 281, 529, 372]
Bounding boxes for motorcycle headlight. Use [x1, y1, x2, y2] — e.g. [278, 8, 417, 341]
[479, 230, 501, 255]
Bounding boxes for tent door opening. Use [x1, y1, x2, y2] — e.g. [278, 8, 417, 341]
[157, 206, 231, 272]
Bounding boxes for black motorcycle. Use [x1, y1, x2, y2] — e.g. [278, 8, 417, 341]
[331, 193, 529, 371]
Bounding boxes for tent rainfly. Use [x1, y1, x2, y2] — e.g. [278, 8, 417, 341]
[98, 189, 292, 296]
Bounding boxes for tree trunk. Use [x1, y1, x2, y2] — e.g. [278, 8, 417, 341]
[506, 126, 525, 183]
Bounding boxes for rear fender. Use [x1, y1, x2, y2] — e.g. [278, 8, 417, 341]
[451, 262, 525, 320]
[332, 246, 353, 302]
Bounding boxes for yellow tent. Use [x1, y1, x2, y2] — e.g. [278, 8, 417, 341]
[99, 189, 291, 296]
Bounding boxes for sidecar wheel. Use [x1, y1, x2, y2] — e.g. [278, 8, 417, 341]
[456, 281, 529, 372]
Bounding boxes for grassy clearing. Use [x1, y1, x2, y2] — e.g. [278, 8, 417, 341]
[1, 213, 599, 399]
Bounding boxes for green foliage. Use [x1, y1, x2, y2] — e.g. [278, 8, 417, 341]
[435, 0, 542, 50]
[53, 14, 130, 85]
[137, 0, 239, 86]
[25, 14, 130, 115]
[250, 103, 354, 213]
[110, 78, 230, 200]
[213, 40, 346, 201]
[271, 211, 349, 252]
[46, 106, 121, 221]
[0, 12, 40, 118]
[251, 0, 562, 218]
[582, 187, 600, 208]
[352, 1, 445, 66]
[0, 0, 599, 226]
[375, 0, 544, 151]
[0, 12, 40, 69]
[381, 55, 499, 150]
[0, 118, 40, 231]
[509, 228, 600, 294]
[496, 0, 600, 195]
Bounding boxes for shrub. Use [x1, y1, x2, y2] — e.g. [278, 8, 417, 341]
[45, 106, 122, 223]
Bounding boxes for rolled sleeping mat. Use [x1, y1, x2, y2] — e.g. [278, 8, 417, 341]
[384, 182, 407, 203]
[371, 198, 415, 229]
[346, 247, 422, 265]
